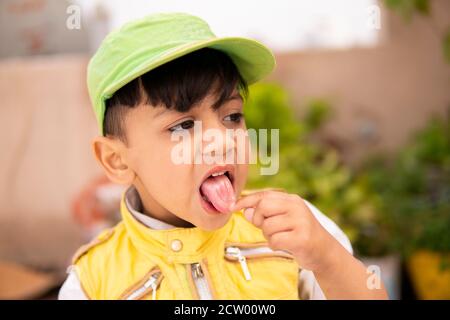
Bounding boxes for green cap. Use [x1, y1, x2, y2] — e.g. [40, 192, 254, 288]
[87, 12, 276, 135]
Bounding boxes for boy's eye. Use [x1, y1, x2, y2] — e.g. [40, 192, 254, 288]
[169, 120, 195, 132]
[224, 112, 244, 123]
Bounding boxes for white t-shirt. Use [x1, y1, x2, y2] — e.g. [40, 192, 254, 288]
[59, 188, 353, 300]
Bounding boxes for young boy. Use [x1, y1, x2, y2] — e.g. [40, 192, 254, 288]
[59, 13, 387, 300]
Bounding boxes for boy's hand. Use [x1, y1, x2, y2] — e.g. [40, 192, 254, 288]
[230, 190, 389, 299]
[229, 190, 340, 273]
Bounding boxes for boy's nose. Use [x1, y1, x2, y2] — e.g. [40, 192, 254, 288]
[202, 130, 235, 156]
[200, 127, 235, 162]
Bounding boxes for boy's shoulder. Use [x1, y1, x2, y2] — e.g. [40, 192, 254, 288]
[71, 223, 125, 265]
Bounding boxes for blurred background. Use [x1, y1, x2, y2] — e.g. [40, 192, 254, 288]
[0, 0, 449, 299]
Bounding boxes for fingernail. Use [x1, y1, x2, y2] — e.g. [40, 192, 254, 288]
[244, 208, 255, 222]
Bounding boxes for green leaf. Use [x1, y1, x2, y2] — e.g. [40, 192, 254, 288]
[384, 0, 430, 20]
[443, 30, 450, 64]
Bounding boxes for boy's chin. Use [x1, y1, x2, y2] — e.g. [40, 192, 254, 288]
[195, 212, 233, 231]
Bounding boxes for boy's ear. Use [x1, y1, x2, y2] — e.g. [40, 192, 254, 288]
[92, 136, 135, 185]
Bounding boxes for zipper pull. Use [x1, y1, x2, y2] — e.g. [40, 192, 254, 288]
[144, 274, 159, 300]
[125, 272, 160, 300]
[226, 247, 252, 281]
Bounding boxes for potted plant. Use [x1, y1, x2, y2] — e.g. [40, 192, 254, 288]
[364, 116, 450, 299]
[244, 83, 400, 298]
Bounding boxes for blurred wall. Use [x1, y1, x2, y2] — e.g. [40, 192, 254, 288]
[0, 55, 101, 271]
[270, 2, 450, 164]
[0, 0, 90, 58]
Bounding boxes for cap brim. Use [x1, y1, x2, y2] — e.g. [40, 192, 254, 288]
[207, 37, 276, 84]
[103, 36, 275, 99]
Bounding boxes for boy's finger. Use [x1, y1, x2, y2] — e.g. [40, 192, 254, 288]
[244, 199, 287, 228]
[260, 214, 294, 238]
[243, 207, 255, 222]
[230, 190, 286, 212]
[229, 192, 265, 212]
[266, 230, 294, 251]
[252, 206, 286, 228]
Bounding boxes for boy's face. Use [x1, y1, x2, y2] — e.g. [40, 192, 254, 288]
[122, 91, 249, 231]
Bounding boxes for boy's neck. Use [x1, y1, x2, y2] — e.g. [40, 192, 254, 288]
[132, 183, 195, 228]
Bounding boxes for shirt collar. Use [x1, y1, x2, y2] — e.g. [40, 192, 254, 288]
[125, 186, 175, 230]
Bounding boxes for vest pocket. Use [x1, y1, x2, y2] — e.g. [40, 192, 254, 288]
[119, 267, 163, 300]
[223, 242, 299, 299]
[224, 242, 295, 281]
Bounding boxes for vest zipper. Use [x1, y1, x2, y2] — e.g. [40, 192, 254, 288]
[124, 271, 162, 300]
[224, 245, 294, 281]
[190, 262, 213, 300]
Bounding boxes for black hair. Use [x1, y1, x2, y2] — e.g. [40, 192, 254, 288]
[104, 48, 248, 142]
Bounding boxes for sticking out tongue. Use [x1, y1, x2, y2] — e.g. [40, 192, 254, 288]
[200, 174, 235, 213]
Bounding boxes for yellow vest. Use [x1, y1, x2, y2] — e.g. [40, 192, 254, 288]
[72, 190, 300, 300]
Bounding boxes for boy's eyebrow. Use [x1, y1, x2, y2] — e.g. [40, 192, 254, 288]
[152, 93, 243, 119]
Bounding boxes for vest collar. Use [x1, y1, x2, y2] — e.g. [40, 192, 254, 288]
[121, 186, 234, 264]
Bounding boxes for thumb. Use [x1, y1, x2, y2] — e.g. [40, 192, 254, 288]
[243, 207, 255, 223]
